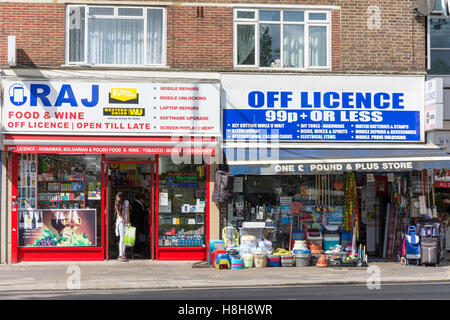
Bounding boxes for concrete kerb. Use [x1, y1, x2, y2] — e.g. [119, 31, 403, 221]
[0, 261, 449, 293]
[1, 279, 450, 294]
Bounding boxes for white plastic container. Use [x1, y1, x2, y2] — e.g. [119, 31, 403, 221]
[295, 253, 311, 267]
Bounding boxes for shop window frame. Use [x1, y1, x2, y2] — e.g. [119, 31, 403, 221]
[11, 152, 106, 263]
[233, 8, 331, 71]
[65, 4, 167, 68]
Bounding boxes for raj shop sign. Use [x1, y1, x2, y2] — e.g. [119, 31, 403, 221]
[2, 80, 220, 136]
[274, 161, 414, 173]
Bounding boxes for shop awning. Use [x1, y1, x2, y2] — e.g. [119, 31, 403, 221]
[224, 144, 450, 175]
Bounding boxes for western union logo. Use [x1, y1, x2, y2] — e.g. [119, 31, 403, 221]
[109, 88, 139, 104]
[103, 108, 145, 117]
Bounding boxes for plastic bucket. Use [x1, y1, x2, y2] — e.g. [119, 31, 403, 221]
[243, 254, 254, 268]
[295, 254, 311, 267]
[254, 255, 267, 268]
[267, 254, 281, 267]
[230, 257, 243, 270]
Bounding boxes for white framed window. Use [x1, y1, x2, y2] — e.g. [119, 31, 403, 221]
[428, 1, 450, 74]
[431, 0, 449, 15]
[428, 16, 450, 74]
[233, 8, 331, 70]
[66, 5, 166, 66]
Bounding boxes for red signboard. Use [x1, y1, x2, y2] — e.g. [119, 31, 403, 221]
[436, 181, 450, 189]
[5, 145, 215, 155]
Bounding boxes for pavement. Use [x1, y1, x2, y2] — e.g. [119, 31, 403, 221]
[1, 256, 450, 292]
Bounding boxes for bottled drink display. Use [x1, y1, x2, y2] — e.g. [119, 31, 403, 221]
[37, 211, 43, 228]
[19, 212, 24, 229]
[37, 155, 86, 209]
[31, 212, 36, 229]
[18, 154, 38, 211]
[24, 213, 31, 229]
[51, 211, 66, 234]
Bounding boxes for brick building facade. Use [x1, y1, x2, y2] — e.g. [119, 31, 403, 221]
[0, 0, 433, 263]
[0, 0, 426, 73]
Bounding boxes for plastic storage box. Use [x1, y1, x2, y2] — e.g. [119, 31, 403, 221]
[230, 257, 243, 270]
[323, 235, 340, 251]
[267, 254, 281, 267]
[281, 254, 294, 267]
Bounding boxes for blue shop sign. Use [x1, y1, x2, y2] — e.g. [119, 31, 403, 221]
[222, 74, 425, 142]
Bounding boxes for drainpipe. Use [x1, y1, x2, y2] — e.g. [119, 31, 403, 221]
[0, 71, 6, 264]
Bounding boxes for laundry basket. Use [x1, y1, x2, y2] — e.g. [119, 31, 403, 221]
[254, 255, 267, 268]
[243, 254, 254, 268]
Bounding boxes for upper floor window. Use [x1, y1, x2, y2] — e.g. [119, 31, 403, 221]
[432, 0, 448, 14]
[234, 9, 330, 69]
[66, 5, 165, 66]
[428, 1, 450, 74]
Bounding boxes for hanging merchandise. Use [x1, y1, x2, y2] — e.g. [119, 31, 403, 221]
[344, 172, 359, 240]
[314, 174, 321, 213]
[431, 170, 438, 219]
[344, 173, 351, 231]
[322, 175, 329, 225]
[328, 175, 335, 212]
[386, 203, 396, 259]
[426, 170, 432, 218]
[418, 170, 427, 216]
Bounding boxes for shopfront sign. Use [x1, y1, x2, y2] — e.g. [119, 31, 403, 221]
[424, 78, 444, 131]
[436, 181, 450, 188]
[231, 160, 447, 175]
[5, 145, 215, 155]
[272, 161, 415, 174]
[2, 80, 220, 136]
[222, 74, 425, 142]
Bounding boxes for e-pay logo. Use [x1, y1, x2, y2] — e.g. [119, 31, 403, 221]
[109, 88, 139, 104]
[9, 83, 27, 106]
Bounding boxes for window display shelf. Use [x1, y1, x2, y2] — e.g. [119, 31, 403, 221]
[111, 185, 144, 188]
[39, 190, 84, 193]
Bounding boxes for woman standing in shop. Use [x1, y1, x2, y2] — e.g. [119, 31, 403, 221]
[115, 192, 130, 262]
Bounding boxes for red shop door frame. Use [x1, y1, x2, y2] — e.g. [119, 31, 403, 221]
[104, 160, 157, 260]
